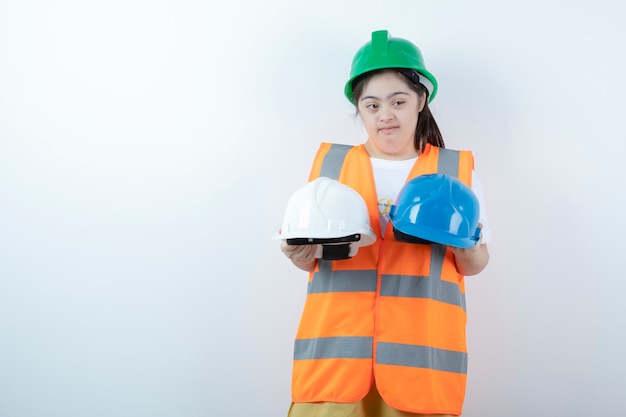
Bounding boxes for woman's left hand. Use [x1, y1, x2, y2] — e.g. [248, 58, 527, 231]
[449, 223, 489, 276]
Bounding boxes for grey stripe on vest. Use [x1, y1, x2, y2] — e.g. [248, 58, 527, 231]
[319, 144, 354, 180]
[294, 336, 373, 360]
[437, 148, 460, 178]
[380, 275, 466, 310]
[380, 244, 466, 310]
[309, 260, 378, 294]
[376, 341, 468, 374]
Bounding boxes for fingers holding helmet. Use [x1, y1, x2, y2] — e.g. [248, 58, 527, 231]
[449, 223, 484, 254]
[280, 238, 320, 263]
[449, 223, 490, 276]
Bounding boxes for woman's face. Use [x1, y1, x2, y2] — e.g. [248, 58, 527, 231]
[356, 71, 426, 160]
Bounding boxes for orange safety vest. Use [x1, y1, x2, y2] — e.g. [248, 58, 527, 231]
[291, 142, 475, 415]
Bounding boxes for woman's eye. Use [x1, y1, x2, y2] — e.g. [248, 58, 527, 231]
[394, 100, 405, 106]
[366, 103, 378, 110]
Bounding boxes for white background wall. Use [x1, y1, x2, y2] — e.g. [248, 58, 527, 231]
[1, 0, 625, 416]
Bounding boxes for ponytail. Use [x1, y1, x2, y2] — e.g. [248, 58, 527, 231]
[404, 73, 444, 152]
[415, 101, 444, 152]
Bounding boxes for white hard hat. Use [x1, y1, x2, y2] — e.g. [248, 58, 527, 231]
[274, 177, 376, 259]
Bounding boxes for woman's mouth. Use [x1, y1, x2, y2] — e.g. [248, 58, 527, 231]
[379, 126, 398, 134]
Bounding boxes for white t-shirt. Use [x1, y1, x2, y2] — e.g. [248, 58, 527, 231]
[370, 156, 492, 243]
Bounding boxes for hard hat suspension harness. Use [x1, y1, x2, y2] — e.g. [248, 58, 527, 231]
[393, 228, 435, 245]
[285, 234, 361, 246]
[287, 234, 362, 261]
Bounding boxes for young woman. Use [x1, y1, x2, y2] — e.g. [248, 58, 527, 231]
[280, 30, 491, 417]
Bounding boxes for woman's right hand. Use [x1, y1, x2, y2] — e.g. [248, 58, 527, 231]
[280, 240, 319, 262]
[279, 231, 319, 272]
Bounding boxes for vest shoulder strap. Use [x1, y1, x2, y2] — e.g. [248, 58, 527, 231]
[436, 147, 461, 177]
[309, 143, 355, 181]
[309, 143, 474, 185]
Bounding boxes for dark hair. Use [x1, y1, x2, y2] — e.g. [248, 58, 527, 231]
[351, 69, 445, 152]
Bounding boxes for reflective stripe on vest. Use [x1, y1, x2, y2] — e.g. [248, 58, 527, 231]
[377, 342, 468, 374]
[308, 259, 378, 293]
[437, 148, 461, 177]
[319, 143, 353, 180]
[379, 243, 467, 312]
[295, 336, 374, 360]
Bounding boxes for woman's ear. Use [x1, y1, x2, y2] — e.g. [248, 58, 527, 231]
[418, 92, 427, 112]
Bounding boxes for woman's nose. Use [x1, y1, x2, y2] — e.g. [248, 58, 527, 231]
[379, 106, 393, 121]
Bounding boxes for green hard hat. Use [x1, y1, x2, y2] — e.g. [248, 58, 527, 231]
[344, 30, 438, 104]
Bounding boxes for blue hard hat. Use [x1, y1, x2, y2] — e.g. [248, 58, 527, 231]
[389, 174, 481, 248]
